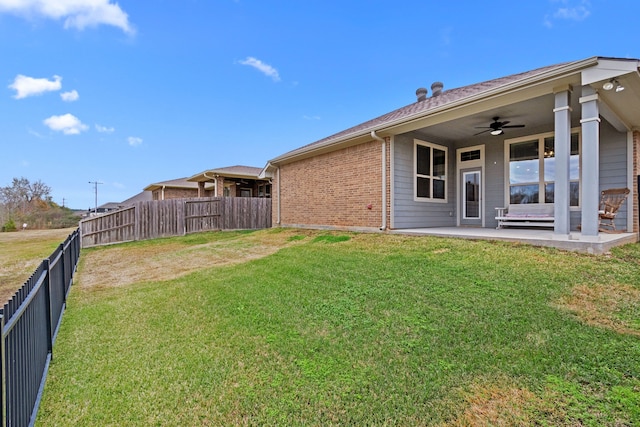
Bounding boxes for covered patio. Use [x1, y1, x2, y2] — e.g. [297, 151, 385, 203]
[391, 227, 638, 255]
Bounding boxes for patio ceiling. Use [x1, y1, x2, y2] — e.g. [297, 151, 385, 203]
[399, 66, 640, 144]
[409, 93, 565, 143]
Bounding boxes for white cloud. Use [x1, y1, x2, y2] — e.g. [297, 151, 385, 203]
[9, 74, 62, 99]
[0, 0, 135, 35]
[43, 113, 88, 135]
[546, 0, 591, 26]
[239, 57, 281, 82]
[95, 123, 114, 133]
[28, 128, 46, 138]
[60, 89, 79, 102]
[128, 136, 142, 146]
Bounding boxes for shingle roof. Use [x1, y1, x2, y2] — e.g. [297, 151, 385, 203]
[188, 165, 268, 182]
[269, 57, 600, 163]
[208, 165, 263, 177]
[144, 177, 215, 191]
[120, 191, 153, 205]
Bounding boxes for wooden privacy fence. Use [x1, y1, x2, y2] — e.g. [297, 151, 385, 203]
[0, 228, 80, 427]
[80, 197, 272, 248]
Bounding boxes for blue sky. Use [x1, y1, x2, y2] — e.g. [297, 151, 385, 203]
[1, 0, 638, 210]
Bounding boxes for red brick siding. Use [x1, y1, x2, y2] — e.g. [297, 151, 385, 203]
[152, 188, 211, 200]
[277, 140, 385, 229]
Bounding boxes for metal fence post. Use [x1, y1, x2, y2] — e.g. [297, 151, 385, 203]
[43, 259, 54, 356]
[0, 312, 4, 427]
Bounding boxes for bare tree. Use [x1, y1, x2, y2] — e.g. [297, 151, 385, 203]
[0, 177, 53, 223]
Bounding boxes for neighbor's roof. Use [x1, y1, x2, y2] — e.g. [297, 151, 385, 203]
[97, 202, 122, 210]
[188, 165, 266, 182]
[267, 56, 610, 165]
[144, 177, 214, 191]
[120, 191, 153, 206]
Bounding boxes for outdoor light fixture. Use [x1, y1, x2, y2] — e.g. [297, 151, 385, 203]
[603, 80, 614, 90]
[603, 79, 625, 92]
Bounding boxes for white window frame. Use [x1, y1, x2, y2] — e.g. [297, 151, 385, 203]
[504, 129, 581, 209]
[414, 139, 448, 203]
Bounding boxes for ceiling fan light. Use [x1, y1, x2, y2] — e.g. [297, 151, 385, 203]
[616, 83, 625, 92]
[603, 81, 614, 91]
[490, 129, 504, 136]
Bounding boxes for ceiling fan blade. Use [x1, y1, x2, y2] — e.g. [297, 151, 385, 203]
[474, 126, 492, 129]
[499, 120, 510, 126]
[502, 124, 525, 128]
[473, 129, 492, 136]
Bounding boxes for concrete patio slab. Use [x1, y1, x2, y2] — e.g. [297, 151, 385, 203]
[390, 227, 638, 255]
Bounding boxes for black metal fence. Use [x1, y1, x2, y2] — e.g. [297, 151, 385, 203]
[0, 228, 80, 427]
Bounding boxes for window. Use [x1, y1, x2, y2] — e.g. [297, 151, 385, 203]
[507, 131, 580, 206]
[258, 183, 271, 198]
[460, 149, 481, 162]
[415, 140, 447, 201]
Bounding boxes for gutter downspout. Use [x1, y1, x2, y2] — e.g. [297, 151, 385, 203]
[371, 131, 387, 231]
[203, 172, 219, 196]
[277, 167, 281, 225]
[161, 185, 166, 200]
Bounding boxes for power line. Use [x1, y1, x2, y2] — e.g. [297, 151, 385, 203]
[88, 181, 103, 214]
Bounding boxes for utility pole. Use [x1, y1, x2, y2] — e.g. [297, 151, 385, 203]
[88, 181, 103, 214]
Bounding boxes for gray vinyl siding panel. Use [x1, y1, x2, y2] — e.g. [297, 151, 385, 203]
[598, 122, 628, 226]
[483, 141, 505, 229]
[393, 133, 456, 228]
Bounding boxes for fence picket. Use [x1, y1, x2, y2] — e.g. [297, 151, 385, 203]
[80, 197, 271, 248]
[0, 228, 80, 427]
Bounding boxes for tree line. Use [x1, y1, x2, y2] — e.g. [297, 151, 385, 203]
[0, 177, 80, 231]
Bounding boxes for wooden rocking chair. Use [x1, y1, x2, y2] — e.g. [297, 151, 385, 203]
[598, 188, 630, 231]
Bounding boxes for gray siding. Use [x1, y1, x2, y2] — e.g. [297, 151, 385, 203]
[392, 133, 456, 228]
[391, 120, 629, 231]
[597, 121, 628, 227]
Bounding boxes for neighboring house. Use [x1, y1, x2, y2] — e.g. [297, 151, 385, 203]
[85, 202, 121, 216]
[188, 165, 271, 198]
[262, 56, 639, 244]
[143, 177, 215, 200]
[120, 191, 153, 206]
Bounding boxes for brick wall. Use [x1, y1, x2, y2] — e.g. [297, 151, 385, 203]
[152, 188, 209, 200]
[275, 140, 386, 230]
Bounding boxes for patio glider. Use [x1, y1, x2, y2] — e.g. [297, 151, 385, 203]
[495, 204, 554, 229]
[599, 187, 630, 231]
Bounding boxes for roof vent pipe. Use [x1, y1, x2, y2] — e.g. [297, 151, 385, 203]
[431, 81, 444, 97]
[416, 87, 428, 102]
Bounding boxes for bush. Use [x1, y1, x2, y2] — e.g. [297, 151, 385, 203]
[2, 218, 17, 232]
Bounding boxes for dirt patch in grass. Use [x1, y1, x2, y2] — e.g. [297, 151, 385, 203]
[76, 229, 317, 290]
[442, 381, 547, 426]
[555, 283, 640, 337]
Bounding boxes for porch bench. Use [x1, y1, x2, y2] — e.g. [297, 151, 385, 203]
[495, 204, 555, 229]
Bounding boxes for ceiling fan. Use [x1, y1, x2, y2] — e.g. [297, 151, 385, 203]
[474, 116, 525, 136]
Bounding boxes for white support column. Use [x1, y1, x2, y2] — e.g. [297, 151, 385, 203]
[580, 85, 600, 237]
[553, 85, 572, 236]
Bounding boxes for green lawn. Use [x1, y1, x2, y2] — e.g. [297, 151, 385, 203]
[37, 229, 640, 426]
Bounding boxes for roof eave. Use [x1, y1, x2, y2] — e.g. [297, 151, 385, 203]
[269, 56, 602, 165]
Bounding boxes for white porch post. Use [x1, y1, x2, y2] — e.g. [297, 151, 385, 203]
[580, 85, 600, 237]
[553, 85, 572, 236]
